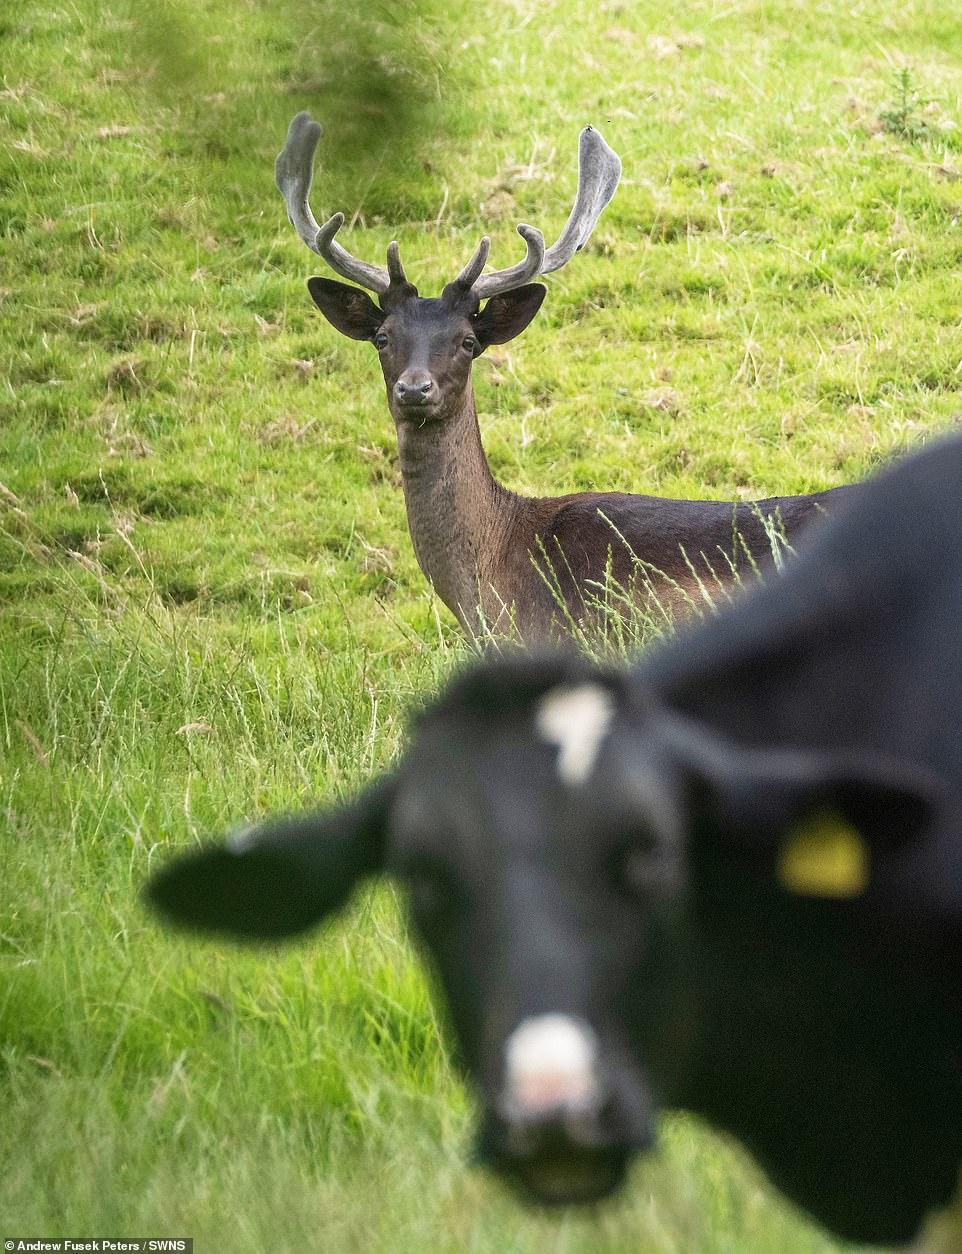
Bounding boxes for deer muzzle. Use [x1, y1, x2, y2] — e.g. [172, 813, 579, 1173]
[394, 371, 439, 410]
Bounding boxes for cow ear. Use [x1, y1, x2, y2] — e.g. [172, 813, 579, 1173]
[307, 276, 385, 341]
[146, 776, 394, 940]
[699, 748, 942, 899]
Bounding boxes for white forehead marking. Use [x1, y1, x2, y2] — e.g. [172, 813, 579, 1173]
[505, 1014, 599, 1115]
[226, 824, 260, 854]
[535, 684, 614, 787]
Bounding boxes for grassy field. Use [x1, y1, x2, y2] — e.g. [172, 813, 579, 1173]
[3, 0, 961, 1248]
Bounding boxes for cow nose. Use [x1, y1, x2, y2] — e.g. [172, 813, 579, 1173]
[504, 1014, 601, 1118]
[394, 372, 436, 406]
[501, 1014, 627, 1152]
[481, 1013, 656, 1205]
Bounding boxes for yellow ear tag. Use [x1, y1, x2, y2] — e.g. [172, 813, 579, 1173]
[777, 810, 870, 899]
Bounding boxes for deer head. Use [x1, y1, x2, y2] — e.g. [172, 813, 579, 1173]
[275, 113, 622, 426]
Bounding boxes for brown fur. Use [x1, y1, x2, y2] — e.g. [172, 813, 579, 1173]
[309, 278, 851, 641]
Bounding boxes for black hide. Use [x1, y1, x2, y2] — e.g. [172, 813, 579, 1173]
[147, 435, 962, 1245]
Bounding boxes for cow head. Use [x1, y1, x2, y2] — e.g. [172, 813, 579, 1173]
[146, 652, 941, 1209]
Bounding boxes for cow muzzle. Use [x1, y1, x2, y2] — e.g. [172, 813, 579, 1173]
[477, 1014, 655, 1206]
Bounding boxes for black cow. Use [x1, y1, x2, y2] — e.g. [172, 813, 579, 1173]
[148, 435, 962, 1246]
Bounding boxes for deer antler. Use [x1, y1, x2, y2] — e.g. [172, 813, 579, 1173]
[452, 226, 546, 298]
[460, 126, 622, 301]
[541, 126, 622, 274]
[275, 111, 412, 299]
[276, 113, 621, 304]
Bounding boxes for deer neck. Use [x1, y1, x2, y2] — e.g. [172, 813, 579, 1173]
[394, 383, 523, 630]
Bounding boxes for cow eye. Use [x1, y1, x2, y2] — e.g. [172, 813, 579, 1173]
[405, 861, 459, 928]
[620, 832, 677, 899]
[461, 335, 477, 353]
[373, 331, 389, 350]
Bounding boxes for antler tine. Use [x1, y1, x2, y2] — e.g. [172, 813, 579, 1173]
[314, 213, 393, 296]
[540, 126, 622, 275]
[472, 225, 546, 300]
[275, 111, 392, 297]
[275, 112, 325, 253]
[386, 241, 408, 287]
[456, 127, 620, 302]
[454, 236, 491, 290]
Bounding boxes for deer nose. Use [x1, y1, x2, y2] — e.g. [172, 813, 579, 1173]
[394, 372, 437, 406]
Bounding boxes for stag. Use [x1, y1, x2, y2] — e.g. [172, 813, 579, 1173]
[277, 113, 850, 641]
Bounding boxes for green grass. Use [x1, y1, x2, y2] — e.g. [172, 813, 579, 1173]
[3, 0, 961, 1248]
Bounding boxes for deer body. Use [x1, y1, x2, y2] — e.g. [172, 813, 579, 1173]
[392, 373, 845, 636]
[395, 393, 518, 632]
[277, 113, 849, 640]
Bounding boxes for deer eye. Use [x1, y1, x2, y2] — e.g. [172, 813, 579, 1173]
[373, 331, 389, 350]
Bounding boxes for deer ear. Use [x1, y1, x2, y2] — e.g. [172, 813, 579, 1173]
[308, 276, 385, 341]
[146, 776, 395, 940]
[473, 284, 546, 351]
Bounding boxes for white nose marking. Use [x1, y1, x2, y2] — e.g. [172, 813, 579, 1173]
[536, 684, 614, 786]
[504, 1014, 599, 1116]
